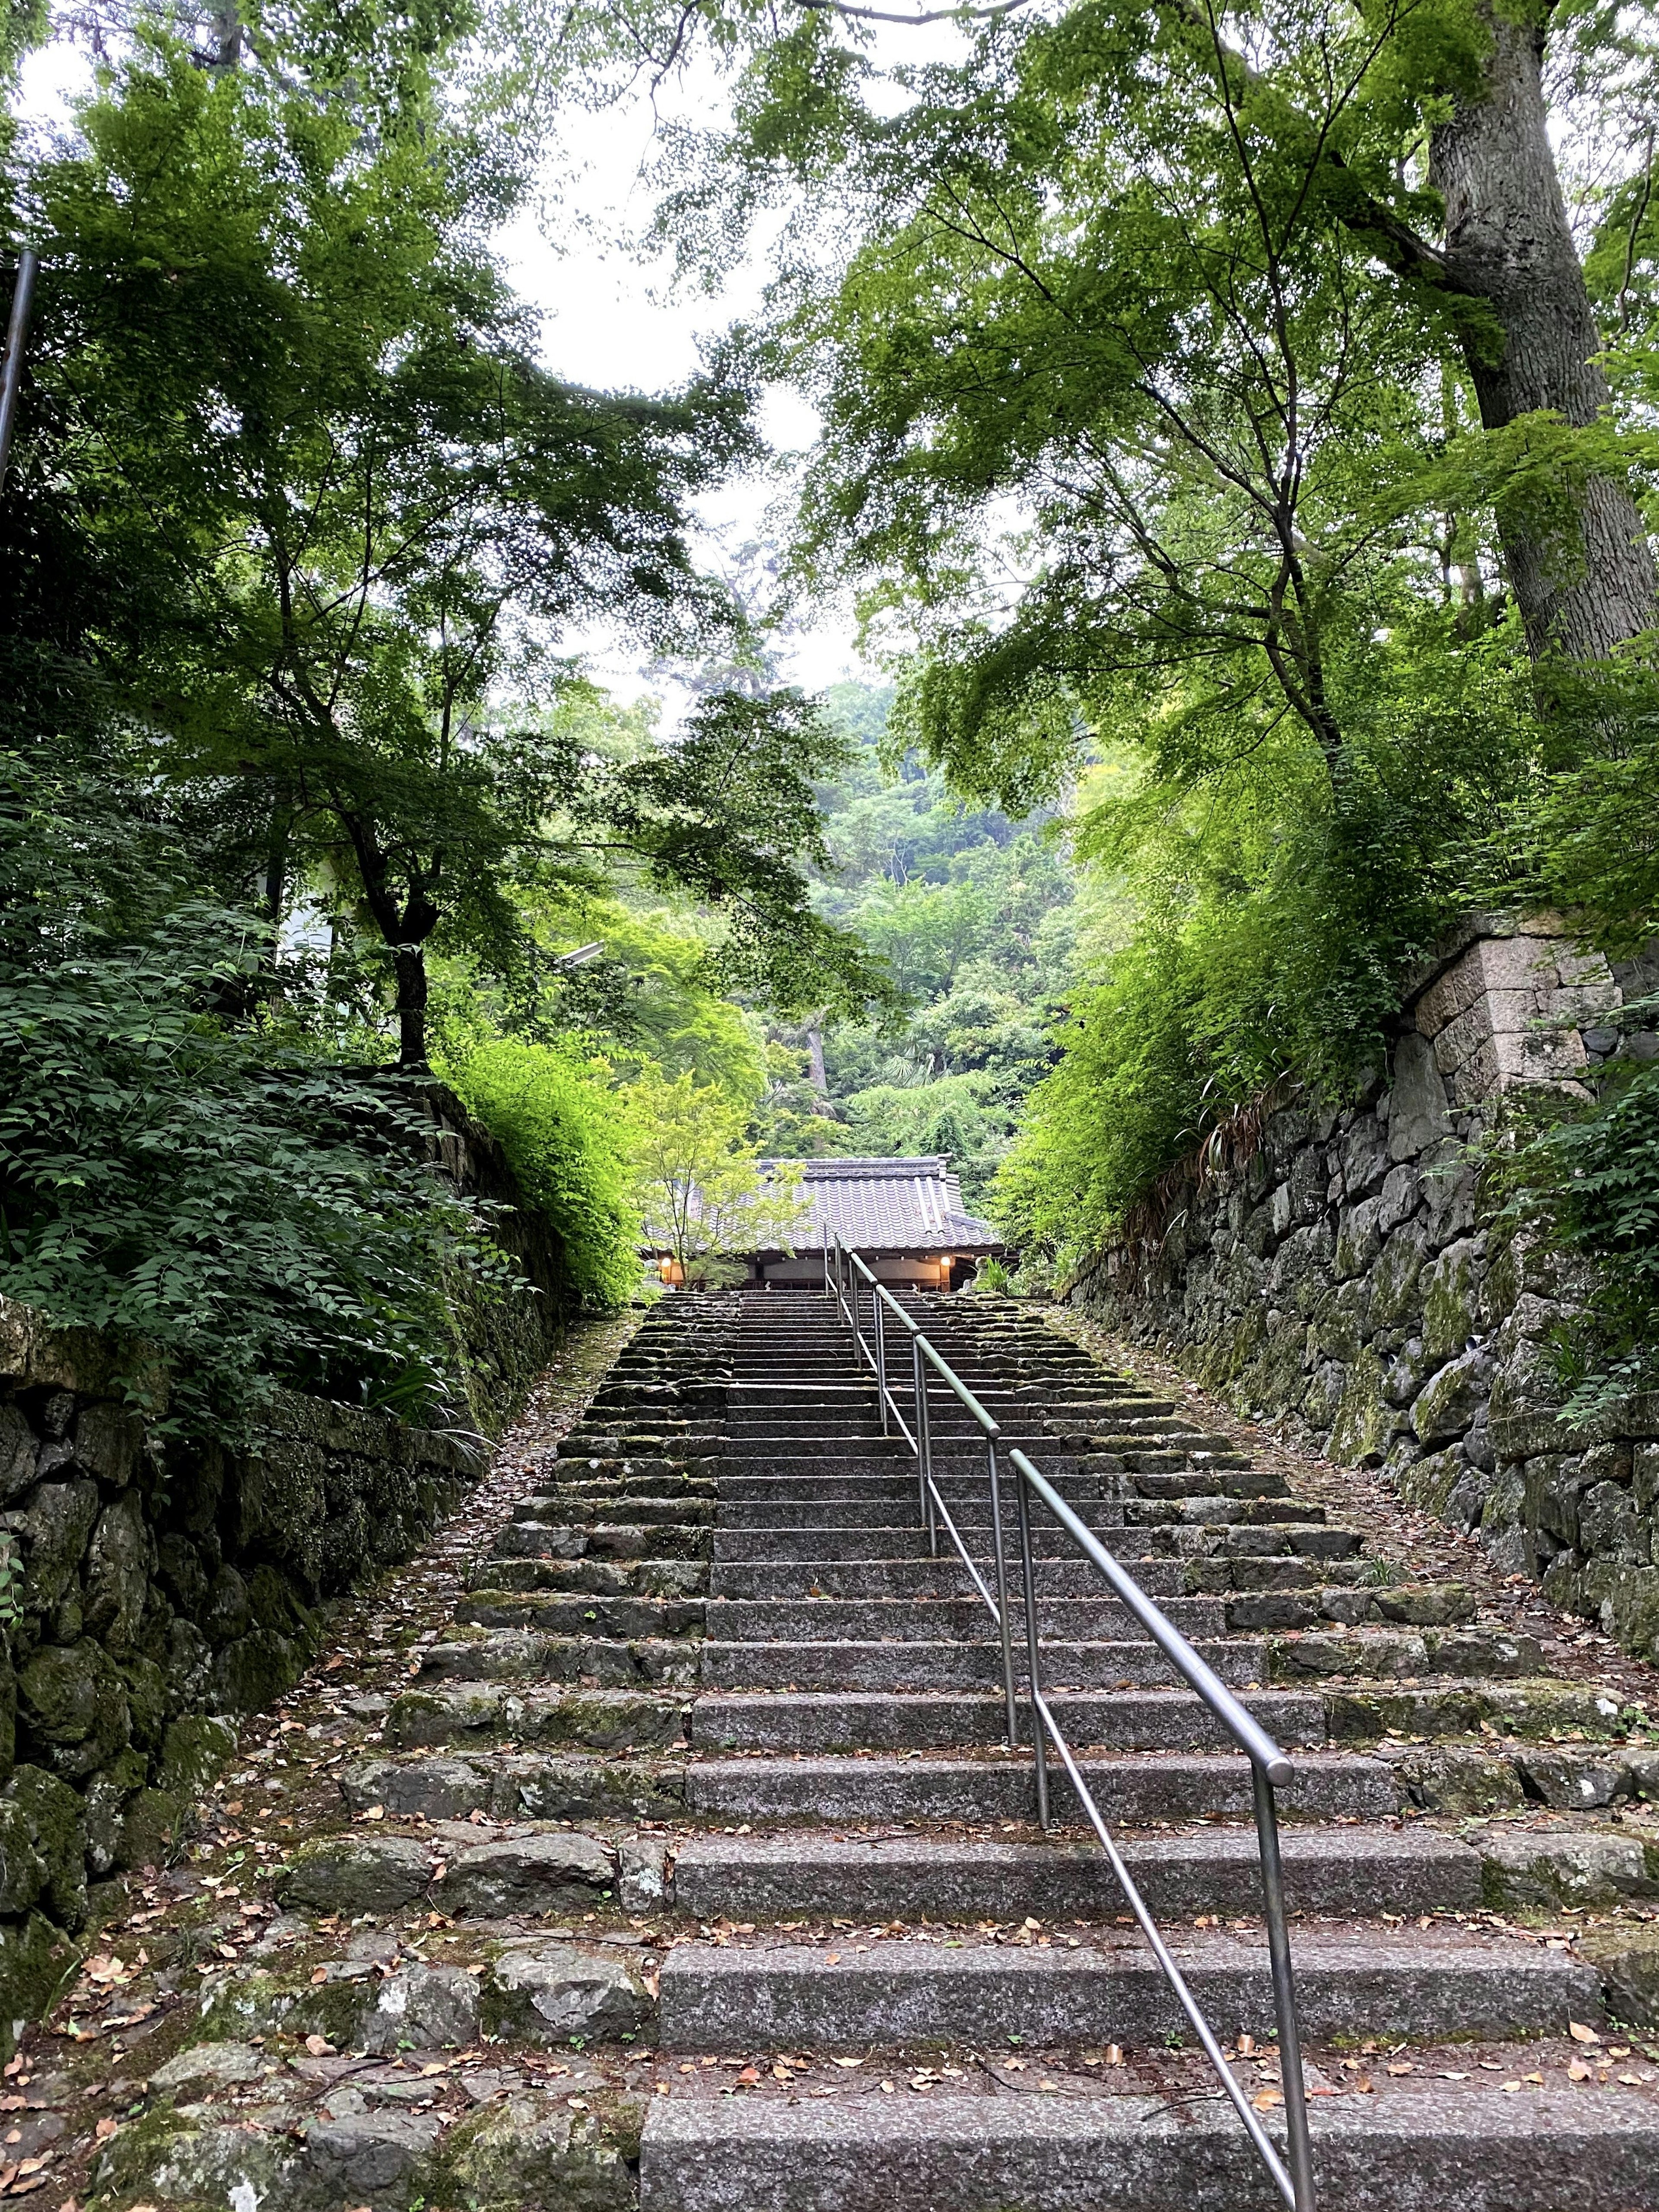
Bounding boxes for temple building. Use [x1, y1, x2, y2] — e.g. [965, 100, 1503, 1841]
[744, 1154, 1004, 1290]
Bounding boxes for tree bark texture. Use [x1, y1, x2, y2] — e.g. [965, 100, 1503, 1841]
[393, 943, 429, 1069]
[1430, 10, 1658, 661]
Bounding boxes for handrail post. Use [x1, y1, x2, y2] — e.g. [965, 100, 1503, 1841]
[913, 1334, 935, 1555]
[987, 1436, 1017, 1750]
[1013, 1462, 1050, 1828]
[1254, 1763, 1317, 2212]
[875, 1293, 889, 1435]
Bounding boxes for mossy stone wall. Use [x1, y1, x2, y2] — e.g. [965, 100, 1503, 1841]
[1068, 916, 1659, 1666]
[0, 1300, 483, 2046]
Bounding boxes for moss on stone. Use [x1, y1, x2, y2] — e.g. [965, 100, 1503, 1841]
[156, 1714, 237, 1798]
[5, 1762, 87, 1929]
[0, 1911, 76, 2058]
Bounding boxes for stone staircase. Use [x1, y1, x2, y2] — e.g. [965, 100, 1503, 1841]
[97, 1288, 1659, 2212]
[633, 1292, 1658, 2210]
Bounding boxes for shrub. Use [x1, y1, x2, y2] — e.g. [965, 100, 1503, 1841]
[0, 759, 494, 1435]
[445, 1040, 643, 1309]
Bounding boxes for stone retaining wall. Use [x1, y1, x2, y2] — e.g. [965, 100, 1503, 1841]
[1067, 914, 1659, 1664]
[0, 1302, 484, 2040]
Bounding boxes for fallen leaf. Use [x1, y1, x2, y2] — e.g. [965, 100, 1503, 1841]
[1569, 2061, 1593, 2082]
[93, 2119, 118, 2142]
[735, 2067, 760, 2085]
[1620, 2073, 1643, 2085]
[362, 1806, 385, 1823]
[1385, 2064, 1414, 2077]
[305, 2034, 335, 2057]
[1252, 2091, 1284, 2111]
[310, 1969, 329, 1986]
[1500, 2081, 1522, 2094]
[1569, 2022, 1602, 2046]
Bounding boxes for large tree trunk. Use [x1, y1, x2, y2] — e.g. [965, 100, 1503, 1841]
[1430, 9, 1658, 661]
[392, 942, 429, 1069]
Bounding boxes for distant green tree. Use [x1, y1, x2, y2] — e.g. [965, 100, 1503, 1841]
[22, 29, 876, 1066]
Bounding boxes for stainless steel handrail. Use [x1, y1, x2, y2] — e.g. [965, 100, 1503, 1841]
[823, 1232, 1316, 2212]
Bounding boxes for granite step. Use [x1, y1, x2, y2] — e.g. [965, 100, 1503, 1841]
[686, 1751, 1397, 1825]
[638, 2092, 1659, 2212]
[688, 1689, 1324, 1756]
[696, 1637, 1264, 1692]
[669, 1826, 1483, 1921]
[702, 1589, 1207, 1635]
[655, 1927, 1597, 2050]
[668, 1822, 1486, 1929]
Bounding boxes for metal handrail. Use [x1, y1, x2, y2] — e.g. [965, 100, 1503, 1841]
[823, 1230, 1316, 2212]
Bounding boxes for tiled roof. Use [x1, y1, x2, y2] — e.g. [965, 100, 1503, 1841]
[755, 1155, 1004, 1256]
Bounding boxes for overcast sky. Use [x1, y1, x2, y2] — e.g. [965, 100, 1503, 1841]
[15, 29, 888, 704]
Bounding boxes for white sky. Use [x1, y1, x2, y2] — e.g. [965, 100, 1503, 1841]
[14, 29, 888, 703]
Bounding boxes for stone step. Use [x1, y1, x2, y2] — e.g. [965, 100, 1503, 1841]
[638, 2091, 1659, 2212]
[669, 1826, 1483, 1921]
[702, 1589, 1206, 1636]
[341, 1747, 688, 1824]
[454, 1592, 706, 1637]
[706, 1560, 1205, 1601]
[490, 1521, 712, 1561]
[1124, 1499, 1331, 1528]
[1266, 1629, 1545, 1682]
[1220, 1583, 1475, 1626]
[686, 1751, 1395, 1825]
[1322, 1676, 1628, 1743]
[1159, 1522, 1362, 1557]
[513, 1494, 717, 1525]
[696, 1637, 1264, 1692]
[418, 1630, 702, 1687]
[385, 1683, 690, 1751]
[689, 1688, 1326, 1756]
[714, 1458, 1090, 1490]
[710, 1526, 1208, 1570]
[712, 1498, 1113, 1530]
[657, 1928, 1595, 2051]
[469, 1557, 708, 1597]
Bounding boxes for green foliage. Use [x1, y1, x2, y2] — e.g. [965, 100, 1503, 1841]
[1486, 663, 1659, 957]
[627, 1066, 805, 1285]
[1491, 1047, 1659, 1418]
[0, 758, 496, 1434]
[798, 683, 1073, 1185]
[843, 1072, 1014, 1210]
[997, 631, 1535, 1268]
[443, 1040, 643, 1309]
[16, 25, 872, 1069]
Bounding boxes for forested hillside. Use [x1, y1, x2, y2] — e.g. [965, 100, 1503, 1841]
[0, 3, 880, 1424]
[9, 0, 1659, 1420]
[760, 683, 1077, 1208]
